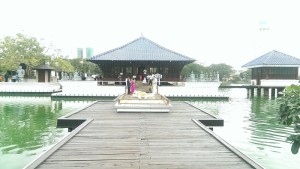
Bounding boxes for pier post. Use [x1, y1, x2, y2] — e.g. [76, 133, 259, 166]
[264, 88, 268, 97]
[275, 88, 278, 98]
[268, 88, 272, 98]
[250, 88, 254, 97]
[271, 88, 276, 98]
[257, 88, 261, 97]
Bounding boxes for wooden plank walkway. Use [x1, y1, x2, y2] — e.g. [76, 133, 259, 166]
[28, 101, 262, 169]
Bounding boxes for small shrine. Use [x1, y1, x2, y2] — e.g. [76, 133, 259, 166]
[32, 64, 55, 82]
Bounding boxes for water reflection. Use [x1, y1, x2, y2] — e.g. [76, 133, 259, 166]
[0, 97, 93, 169]
[190, 89, 300, 169]
[1, 91, 300, 169]
[248, 98, 293, 148]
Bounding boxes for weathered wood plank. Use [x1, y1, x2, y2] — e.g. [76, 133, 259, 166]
[32, 101, 261, 169]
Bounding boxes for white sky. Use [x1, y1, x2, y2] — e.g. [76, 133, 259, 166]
[1, 0, 300, 69]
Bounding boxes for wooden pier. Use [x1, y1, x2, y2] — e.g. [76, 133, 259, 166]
[25, 101, 262, 169]
[220, 85, 285, 98]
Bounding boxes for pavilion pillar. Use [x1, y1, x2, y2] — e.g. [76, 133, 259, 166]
[275, 88, 278, 98]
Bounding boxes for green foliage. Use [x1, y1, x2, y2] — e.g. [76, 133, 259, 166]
[0, 33, 48, 76]
[228, 74, 241, 83]
[0, 33, 103, 78]
[181, 62, 235, 82]
[208, 63, 234, 81]
[181, 63, 207, 77]
[70, 58, 102, 75]
[277, 85, 300, 154]
[51, 57, 74, 73]
[239, 69, 251, 82]
[289, 135, 300, 154]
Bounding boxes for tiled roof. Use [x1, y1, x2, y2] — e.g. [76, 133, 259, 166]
[90, 36, 195, 62]
[32, 64, 55, 70]
[242, 50, 300, 68]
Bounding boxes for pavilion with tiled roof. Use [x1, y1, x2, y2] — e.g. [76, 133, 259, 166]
[88, 36, 195, 81]
[242, 50, 300, 86]
[32, 64, 55, 82]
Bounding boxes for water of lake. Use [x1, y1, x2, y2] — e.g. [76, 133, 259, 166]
[191, 88, 300, 169]
[0, 88, 299, 169]
[0, 97, 94, 169]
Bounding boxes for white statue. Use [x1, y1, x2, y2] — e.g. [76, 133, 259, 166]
[73, 71, 81, 81]
[152, 77, 158, 94]
[74, 71, 78, 77]
[17, 66, 25, 77]
[17, 66, 25, 81]
[61, 72, 69, 81]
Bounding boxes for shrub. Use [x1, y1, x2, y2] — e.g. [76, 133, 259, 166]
[277, 85, 300, 154]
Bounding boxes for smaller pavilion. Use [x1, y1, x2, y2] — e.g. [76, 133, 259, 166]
[242, 50, 300, 86]
[32, 64, 55, 82]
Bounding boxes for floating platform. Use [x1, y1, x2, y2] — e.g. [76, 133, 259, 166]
[114, 93, 172, 113]
[0, 81, 229, 100]
[0, 82, 62, 96]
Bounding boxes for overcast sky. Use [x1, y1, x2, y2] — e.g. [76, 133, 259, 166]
[1, 0, 300, 69]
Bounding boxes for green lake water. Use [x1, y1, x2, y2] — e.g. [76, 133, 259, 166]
[0, 97, 94, 169]
[191, 88, 300, 169]
[0, 88, 299, 169]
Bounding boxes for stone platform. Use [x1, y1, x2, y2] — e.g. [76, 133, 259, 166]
[115, 92, 172, 113]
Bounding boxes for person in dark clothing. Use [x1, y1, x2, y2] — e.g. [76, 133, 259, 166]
[126, 77, 131, 94]
[4, 73, 9, 82]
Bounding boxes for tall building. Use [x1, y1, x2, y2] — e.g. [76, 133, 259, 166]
[86, 48, 94, 59]
[77, 48, 83, 59]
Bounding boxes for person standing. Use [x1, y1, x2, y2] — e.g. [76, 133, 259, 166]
[130, 78, 136, 94]
[126, 77, 131, 94]
[118, 73, 123, 85]
[4, 73, 9, 82]
[152, 77, 158, 94]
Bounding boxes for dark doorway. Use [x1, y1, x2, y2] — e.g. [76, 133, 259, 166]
[137, 65, 145, 81]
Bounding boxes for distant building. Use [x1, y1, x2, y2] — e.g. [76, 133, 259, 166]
[77, 48, 83, 59]
[88, 36, 195, 81]
[86, 48, 93, 59]
[242, 50, 300, 86]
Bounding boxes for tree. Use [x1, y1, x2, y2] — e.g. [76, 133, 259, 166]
[277, 85, 300, 154]
[51, 57, 74, 73]
[70, 58, 102, 76]
[181, 63, 207, 78]
[229, 74, 242, 83]
[239, 69, 251, 82]
[208, 63, 234, 81]
[0, 33, 48, 76]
